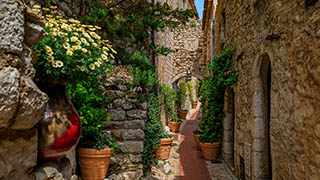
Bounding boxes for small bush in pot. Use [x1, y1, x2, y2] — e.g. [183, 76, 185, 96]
[188, 82, 197, 109]
[169, 116, 183, 133]
[161, 85, 182, 132]
[199, 47, 238, 160]
[155, 132, 173, 160]
[176, 82, 188, 119]
[67, 78, 119, 180]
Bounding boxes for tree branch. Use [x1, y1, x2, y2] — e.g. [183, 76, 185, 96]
[107, 0, 128, 9]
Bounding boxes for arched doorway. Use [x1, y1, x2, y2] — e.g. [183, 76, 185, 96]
[252, 54, 272, 179]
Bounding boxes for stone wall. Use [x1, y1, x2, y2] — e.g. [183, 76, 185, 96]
[0, 0, 48, 179]
[171, 20, 204, 83]
[213, 0, 320, 179]
[103, 76, 146, 180]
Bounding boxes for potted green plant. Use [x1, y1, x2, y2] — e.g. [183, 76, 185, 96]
[155, 132, 174, 160]
[161, 85, 183, 133]
[67, 78, 120, 180]
[188, 82, 197, 109]
[176, 82, 188, 119]
[199, 47, 238, 160]
[169, 115, 183, 133]
[31, 5, 116, 161]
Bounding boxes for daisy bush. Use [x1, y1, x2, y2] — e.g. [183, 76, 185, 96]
[32, 5, 116, 84]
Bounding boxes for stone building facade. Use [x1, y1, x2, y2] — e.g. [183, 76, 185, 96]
[203, 0, 320, 179]
[156, 0, 202, 86]
[156, 0, 204, 125]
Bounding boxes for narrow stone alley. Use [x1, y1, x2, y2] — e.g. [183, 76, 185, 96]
[0, 0, 319, 180]
[179, 109, 211, 180]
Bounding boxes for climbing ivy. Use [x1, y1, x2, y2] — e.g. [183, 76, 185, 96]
[199, 47, 239, 143]
[82, 0, 197, 65]
[142, 93, 171, 175]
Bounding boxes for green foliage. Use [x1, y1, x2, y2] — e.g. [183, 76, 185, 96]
[79, 0, 196, 175]
[67, 77, 119, 150]
[143, 93, 171, 175]
[31, 6, 115, 84]
[188, 82, 195, 104]
[82, 0, 197, 65]
[161, 85, 180, 122]
[195, 80, 200, 98]
[193, 127, 202, 134]
[199, 47, 239, 143]
[130, 67, 159, 90]
[176, 81, 187, 111]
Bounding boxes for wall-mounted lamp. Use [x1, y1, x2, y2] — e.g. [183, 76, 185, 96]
[186, 67, 192, 82]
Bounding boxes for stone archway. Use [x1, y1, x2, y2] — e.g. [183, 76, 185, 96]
[172, 71, 203, 86]
[251, 53, 272, 179]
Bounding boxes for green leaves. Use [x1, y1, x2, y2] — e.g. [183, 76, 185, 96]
[83, 0, 196, 65]
[143, 93, 168, 175]
[67, 77, 117, 150]
[199, 47, 239, 143]
[161, 85, 179, 122]
[188, 82, 195, 104]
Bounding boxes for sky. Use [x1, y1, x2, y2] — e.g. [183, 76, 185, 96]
[194, 0, 204, 19]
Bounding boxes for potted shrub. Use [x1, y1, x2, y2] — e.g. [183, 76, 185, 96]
[199, 47, 238, 161]
[192, 127, 202, 150]
[155, 133, 174, 160]
[176, 82, 188, 119]
[31, 6, 115, 160]
[188, 82, 197, 109]
[169, 115, 182, 133]
[68, 79, 120, 180]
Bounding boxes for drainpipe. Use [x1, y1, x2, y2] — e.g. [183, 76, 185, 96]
[210, 19, 215, 75]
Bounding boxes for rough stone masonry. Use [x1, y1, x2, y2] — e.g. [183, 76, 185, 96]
[0, 0, 49, 179]
[103, 76, 146, 180]
[212, 0, 320, 179]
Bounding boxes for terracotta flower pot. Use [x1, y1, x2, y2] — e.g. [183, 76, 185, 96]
[155, 137, 174, 160]
[200, 142, 220, 160]
[178, 111, 188, 119]
[78, 147, 114, 180]
[192, 134, 201, 150]
[169, 121, 181, 133]
[192, 102, 197, 109]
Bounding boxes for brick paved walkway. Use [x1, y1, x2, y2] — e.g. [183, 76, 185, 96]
[178, 110, 211, 180]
